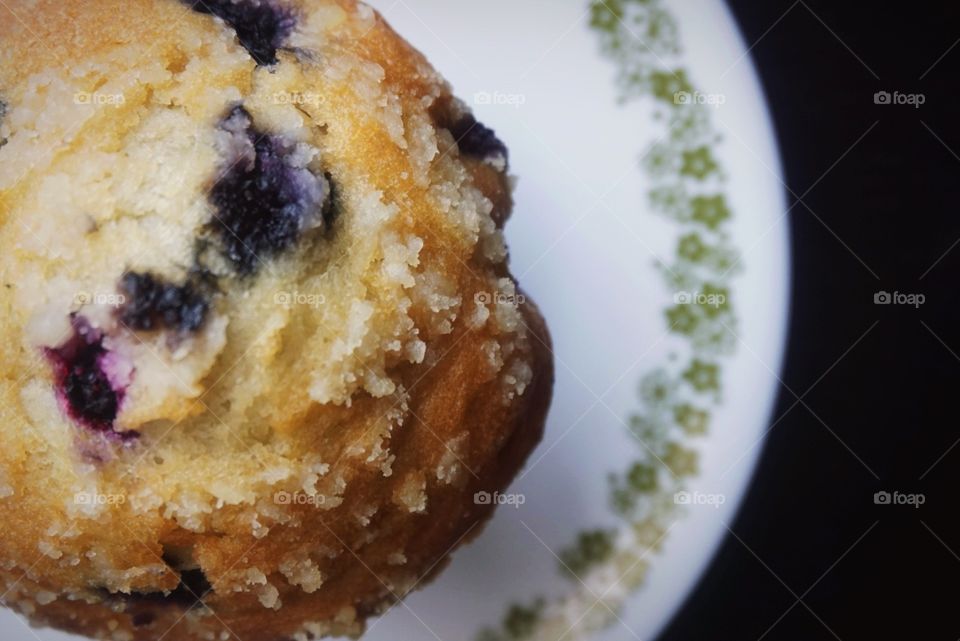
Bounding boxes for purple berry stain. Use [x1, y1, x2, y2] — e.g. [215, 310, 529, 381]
[187, 0, 296, 66]
[45, 317, 131, 435]
[450, 114, 508, 165]
[209, 107, 329, 275]
[118, 272, 210, 333]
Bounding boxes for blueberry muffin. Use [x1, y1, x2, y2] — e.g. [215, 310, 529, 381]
[0, 2, 553, 639]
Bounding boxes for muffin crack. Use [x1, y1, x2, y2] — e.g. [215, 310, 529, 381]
[102, 567, 212, 612]
[0, 98, 8, 148]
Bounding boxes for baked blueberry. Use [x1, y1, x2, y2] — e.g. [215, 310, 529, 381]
[187, 0, 296, 66]
[118, 271, 210, 333]
[209, 106, 329, 275]
[45, 319, 122, 433]
[450, 113, 509, 164]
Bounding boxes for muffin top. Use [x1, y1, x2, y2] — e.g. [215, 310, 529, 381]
[0, 2, 551, 640]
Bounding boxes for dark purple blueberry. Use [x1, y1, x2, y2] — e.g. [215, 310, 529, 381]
[46, 319, 123, 433]
[449, 114, 509, 165]
[187, 0, 296, 66]
[209, 107, 329, 275]
[118, 272, 210, 333]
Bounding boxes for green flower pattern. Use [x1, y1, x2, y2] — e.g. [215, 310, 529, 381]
[477, 1, 741, 638]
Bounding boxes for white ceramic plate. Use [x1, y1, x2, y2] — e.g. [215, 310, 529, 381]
[1, 1, 788, 639]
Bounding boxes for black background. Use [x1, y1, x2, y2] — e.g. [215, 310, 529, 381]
[659, 2, 959, 640]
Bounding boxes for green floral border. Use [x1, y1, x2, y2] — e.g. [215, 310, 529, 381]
[477, 0, 740, 638]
